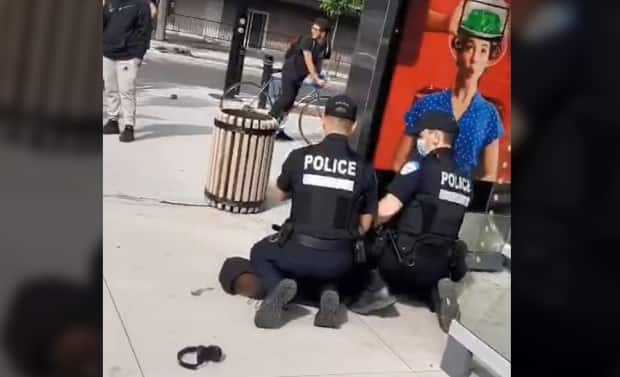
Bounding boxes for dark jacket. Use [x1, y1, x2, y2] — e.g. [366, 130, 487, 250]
[103, 0, 152, 60]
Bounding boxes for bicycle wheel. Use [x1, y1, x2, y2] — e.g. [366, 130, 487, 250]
[220, 81, 273, 112]
[298, 95, 330, 145]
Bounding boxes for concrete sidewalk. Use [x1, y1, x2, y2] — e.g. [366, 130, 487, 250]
[103, 52, 506, 377]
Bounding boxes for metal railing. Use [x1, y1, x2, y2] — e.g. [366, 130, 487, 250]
[164, 13, 352, 77]
[166, 13, 234, 42]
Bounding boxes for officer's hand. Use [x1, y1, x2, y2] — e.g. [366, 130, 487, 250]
[316, 78, 327, 88]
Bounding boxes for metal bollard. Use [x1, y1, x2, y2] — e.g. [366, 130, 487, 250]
[259, 54, 274, 109]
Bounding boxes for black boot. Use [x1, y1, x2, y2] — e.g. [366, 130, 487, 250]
[450, 239, 469, 282]
[350, 269, 396, 314]
[432, 278, 460, 333]
[254, 279, 297, 329]
[102, 119, 120, 134]
[119, 125, 134, 142]
[314, 288, 340, 329]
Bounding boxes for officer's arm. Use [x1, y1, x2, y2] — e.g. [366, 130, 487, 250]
[276, 189, 290, 202]
[375, 165, 422, 226]
[375, 194, 404, 226]
[359, 169, 379, 233]
[359, 214, 373, 234]
[276, 151, 295, 201]
[479, 139, 499, 182]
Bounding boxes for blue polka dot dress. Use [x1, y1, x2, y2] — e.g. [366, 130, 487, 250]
[405, 89, 504, 174]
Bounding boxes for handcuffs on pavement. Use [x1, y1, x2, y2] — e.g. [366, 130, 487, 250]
[177, 345, 223, 370]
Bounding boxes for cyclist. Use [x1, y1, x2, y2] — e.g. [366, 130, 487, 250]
[269, 18, 331, 141]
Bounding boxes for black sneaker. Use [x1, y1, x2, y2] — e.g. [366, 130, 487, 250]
[350, 270, 396, 314]
[450, 239, 469, 282]
[275, 130, 294, 141]
[314, 289, 340, 328]
[254, 279, 297, 329]
[119, 125, 134, 142]
[433, 278, 460, 333]
[102, 119, 120, 134]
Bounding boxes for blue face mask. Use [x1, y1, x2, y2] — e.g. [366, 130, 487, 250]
[416, 138, 429, 157]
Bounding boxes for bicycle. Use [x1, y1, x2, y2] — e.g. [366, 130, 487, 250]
[220, 69, 330, 145]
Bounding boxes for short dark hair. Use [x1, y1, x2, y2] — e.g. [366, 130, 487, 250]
[313, 17, 331, 33]
[452, 31, 503, 61]
[442, 131, 456, 145]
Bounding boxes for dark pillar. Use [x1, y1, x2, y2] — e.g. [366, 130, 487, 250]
[346, 0, 409, 160]
[258, 55, 274, 109]
[224, 0, 249, 94]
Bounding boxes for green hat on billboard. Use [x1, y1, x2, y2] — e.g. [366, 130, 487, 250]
[459, 0, 509, 39]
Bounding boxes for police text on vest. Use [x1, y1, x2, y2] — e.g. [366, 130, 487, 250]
[304, 155, 357, 176]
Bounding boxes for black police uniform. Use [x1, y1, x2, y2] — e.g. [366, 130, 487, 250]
[269, 36, 329, 121]
[370, 113, 472, 297]
[251, 96, 378, 297]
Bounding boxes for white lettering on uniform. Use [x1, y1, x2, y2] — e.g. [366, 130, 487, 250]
[348, 161, 357, 176]
[337, 160, 348, 175]
[440, 171, 471, 193]
[304, 155, 313, 170]
[303, 155, 357, 177]
[313, 157, 324, 171]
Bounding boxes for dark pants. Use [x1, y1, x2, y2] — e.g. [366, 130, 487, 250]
[268, 74, 302, 121]
[250, 236, 354, 298]
[365, 232, 453, 299]
[377, 243, 452, 296]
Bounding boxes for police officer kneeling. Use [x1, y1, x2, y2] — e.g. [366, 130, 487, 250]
[251, 95, 377, 329]
[351, 111, 470, 333]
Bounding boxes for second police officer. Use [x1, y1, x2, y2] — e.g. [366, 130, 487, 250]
[251, 94, 378, 329]
[350, 111, 471, 332]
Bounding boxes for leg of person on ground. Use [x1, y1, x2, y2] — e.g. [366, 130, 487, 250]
[102, 57, 121, 134]
[116, 58, 141, 142]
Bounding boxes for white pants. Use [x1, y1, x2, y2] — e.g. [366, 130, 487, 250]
[102, 57, 141, 126]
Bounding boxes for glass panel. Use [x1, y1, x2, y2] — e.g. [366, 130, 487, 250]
[458, 213, 511, 361]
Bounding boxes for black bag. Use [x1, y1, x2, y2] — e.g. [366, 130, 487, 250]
[284, 35, 304, 60]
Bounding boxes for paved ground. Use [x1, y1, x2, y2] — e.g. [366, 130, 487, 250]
[103, 49, 508, 377]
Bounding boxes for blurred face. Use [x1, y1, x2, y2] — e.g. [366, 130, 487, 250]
[311, 24, 325, 40]
[456, 36, 492, 81]
[417, 129, 442, 155]
[235, 273, 260, 298]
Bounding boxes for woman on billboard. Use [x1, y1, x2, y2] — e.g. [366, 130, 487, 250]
[393, 0, 509, 181]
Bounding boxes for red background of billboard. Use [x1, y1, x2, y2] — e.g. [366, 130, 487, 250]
[373, 0, 511, 183]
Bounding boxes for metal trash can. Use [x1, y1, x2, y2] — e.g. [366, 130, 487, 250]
[204, 108, 279, 214]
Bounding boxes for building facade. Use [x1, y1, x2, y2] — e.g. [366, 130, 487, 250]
[167, 0, 359, 58]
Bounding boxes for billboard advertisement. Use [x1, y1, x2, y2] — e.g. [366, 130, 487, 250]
[374, 0, 511, 184]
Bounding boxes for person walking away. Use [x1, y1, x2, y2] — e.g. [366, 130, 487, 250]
[102, 0, 152, 142]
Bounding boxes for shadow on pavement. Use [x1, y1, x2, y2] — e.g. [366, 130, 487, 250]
[136, 123, 212, 141]
[366, 305, 401, 318]
[282, 304, 313, 325]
